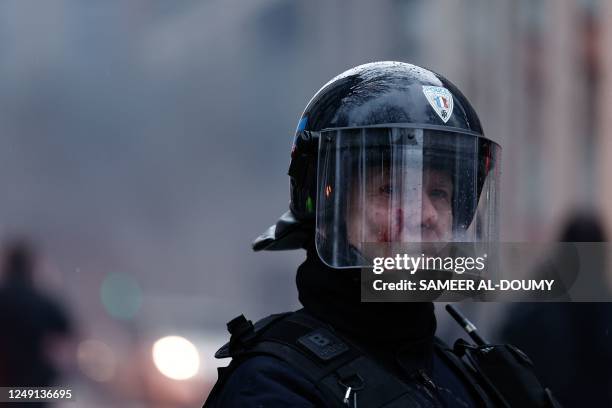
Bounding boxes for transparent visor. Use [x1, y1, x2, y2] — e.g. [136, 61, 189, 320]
[315, 127, 501, 268]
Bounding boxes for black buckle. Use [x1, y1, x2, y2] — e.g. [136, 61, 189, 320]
[227, 315, 256, 351]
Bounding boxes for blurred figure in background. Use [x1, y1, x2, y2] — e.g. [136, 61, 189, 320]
[498, 211, 612, 408]
[0, 239, 72, 400]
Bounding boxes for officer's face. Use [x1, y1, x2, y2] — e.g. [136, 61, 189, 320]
[347, 168, 453, 244]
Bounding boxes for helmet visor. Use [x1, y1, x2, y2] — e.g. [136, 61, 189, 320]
[315, 127, 500, 268]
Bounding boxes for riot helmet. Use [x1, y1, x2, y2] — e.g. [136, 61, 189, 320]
[253, 62, 500, 268]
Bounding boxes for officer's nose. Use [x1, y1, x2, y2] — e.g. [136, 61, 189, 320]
[421, 193, 439, 232]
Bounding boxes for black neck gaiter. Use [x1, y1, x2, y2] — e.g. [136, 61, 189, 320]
[296, 247, 437, 347]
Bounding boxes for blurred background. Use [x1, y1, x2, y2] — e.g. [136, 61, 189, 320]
[0, 0, 610, 407]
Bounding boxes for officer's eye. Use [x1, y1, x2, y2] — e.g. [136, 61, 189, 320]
[430, 189, 450, 200]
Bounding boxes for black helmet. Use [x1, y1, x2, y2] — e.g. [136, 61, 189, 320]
[254, 62, 500, 268]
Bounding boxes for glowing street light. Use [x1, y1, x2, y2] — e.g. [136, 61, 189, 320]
[152, 335, 200, 380]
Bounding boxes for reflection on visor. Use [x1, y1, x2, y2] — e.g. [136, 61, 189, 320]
[315, 127, 500, 268]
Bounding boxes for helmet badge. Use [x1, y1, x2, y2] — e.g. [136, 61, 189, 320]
[422, 86, 454, 123]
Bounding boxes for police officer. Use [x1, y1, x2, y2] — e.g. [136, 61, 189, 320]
[203, 62, 560, 407]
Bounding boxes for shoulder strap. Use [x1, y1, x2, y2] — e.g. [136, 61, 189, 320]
[214, 312, 292, 359]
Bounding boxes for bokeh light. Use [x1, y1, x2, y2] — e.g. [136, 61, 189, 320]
[152, 335, 200, 380]
[100, 273, 142, 320]
[77, 339, 116, 382]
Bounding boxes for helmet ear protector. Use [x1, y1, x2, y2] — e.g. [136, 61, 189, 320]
[251, 130, 319, 252]
[288, 130, 319, 222]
